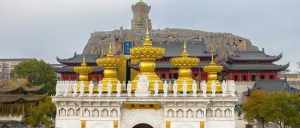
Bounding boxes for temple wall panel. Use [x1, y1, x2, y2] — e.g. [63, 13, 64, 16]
[206, 120, 235, 128]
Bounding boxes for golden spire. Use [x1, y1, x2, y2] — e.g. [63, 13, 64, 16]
[81, 56, 87, 66]
[130, 18, 165, 92]
[96, 41, 121, 92]
[74, 55, 93, 82]
[107, 42, 113, 57]
[180, 41, 189, 57]
[170, 41, 199, 92]
[143, 20, 152, 46]
[209, 47, 216, 64]
[203, 47, 223, 93]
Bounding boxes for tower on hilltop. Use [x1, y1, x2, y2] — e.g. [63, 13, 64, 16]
[131, 0, 152, 33]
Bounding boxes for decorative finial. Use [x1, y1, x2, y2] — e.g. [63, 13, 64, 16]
[180, 41, 189, 57]
[210, 47, 215, 63]
[144, 20, 152, 46]
[183, 41, 187, 53]
[107, 42, 113, 56]
[81, 56, 87, 66]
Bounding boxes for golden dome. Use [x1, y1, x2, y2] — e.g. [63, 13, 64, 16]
[96, 43, 121, 68]
[130, 27, 165, 61]
[170, 41, 199, 68]
[203, 54, 223, 73]
[130, 25, 165, 92]
[74, 57, 93, 81]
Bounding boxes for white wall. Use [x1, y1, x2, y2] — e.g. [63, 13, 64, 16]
[206, 120, 235, 128]
[56, 119, 80, 128]
[86, 121, 113, 128]
[172, 121, 199, 128]
[121, 109, 163, 128]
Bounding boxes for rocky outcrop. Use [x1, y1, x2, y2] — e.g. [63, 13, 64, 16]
[83, 28, 258, 60]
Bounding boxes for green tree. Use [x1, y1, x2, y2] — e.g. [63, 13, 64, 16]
[243, 90, 300, 128]
[24, 96, 56, 128]
[12, 59, 57, 95]
[264, 92, 300, 128]
[243, 90, 269, 128]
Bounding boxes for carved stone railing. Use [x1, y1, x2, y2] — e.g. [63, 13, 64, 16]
[55, 80, 237, 98]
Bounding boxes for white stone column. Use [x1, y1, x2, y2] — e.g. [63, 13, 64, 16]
[72, 81, 78, 97]
[230, 80, 236, 96]
[107, 81, 112, 96]
[79, 81, 84, 96]
[201, 81, 207, 97]
[116, 81, 121, 97]
[163, 80, 168, 97]
[154, 80, 159, 96]
[211, 81, 216, 96]
[173, 80, 178, 97]
[182, 80, 187, 96]
[127, 81, 132, 96]
[222, 80, 227, 97]
[192, 80, 197, 97]
[98, 81, 102, 96]
[88, 81, 94, 97]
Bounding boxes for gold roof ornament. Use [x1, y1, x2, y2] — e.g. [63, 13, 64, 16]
[203, 48, 223, 93]
[74, 56, 93, 82]
[130, 22, 165, 92]
[96, 42, 121, 92]
[170, 41, 200, 92]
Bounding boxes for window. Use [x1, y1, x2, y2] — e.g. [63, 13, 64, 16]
[251, 75, 256, 81]
[260, 75, 265, 80]
[269, 75, 274, 80]
[234, 75, 239, 81]
[174, 73, 178, 79]
[242, 75, 248, 81]
[161, 74, 166, 79]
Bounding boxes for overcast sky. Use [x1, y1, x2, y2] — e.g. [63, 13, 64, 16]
[0, 0, 299, 71]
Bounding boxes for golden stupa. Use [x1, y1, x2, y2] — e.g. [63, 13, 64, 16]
[74, 57, 93, 83]
[74, 57, 94, 91]
[96, 43, 121, 92]
[130, 26, 165, 92]
[203, 51, 223, 93]
[170, 41, 199, 92]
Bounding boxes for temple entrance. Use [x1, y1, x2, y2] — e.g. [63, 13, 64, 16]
[133, 123, 153, 128]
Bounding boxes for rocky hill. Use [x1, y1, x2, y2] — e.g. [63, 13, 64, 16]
[83, 28, 258, 60]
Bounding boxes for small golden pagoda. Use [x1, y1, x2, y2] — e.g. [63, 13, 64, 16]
[170, 41, 199, 92]
[203, 51, 223, 93]
[130, 26, 165, 92]
[96, 43, 121, 92]
[74, 57, 93, 91]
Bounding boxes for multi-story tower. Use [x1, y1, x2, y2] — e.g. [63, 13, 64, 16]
[131, 0, 152, 33]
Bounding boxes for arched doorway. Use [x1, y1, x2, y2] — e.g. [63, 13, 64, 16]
[133, 123, 153, 128]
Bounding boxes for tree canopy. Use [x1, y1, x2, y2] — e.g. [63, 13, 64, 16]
[243, 90, 300, 128]
[12, 59, 57, 95]
[24, 96, 56, 128]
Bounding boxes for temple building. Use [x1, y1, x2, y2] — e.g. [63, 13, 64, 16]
[53, 1, 289, 128]
[53, 24, 238, 128]
[0, 79, 46, 127]
[56, 1, 288, 84]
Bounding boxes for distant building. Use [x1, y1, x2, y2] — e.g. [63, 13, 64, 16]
[0, 79, 46, 127]
[252, 80, 299, 93]
[0, 58, 33, 80]
[279, 72, 300, 89]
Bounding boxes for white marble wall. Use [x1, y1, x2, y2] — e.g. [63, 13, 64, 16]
[121, 109, 163, 128]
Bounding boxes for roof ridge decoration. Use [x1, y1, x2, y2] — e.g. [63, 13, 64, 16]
[144, 20, 152, 46]
[0, 79, 44, 93]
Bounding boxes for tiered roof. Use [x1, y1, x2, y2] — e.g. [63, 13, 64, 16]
[228, 50, 282, 62]
[224, 50, 289, 71]
[0, 79, 46, 116]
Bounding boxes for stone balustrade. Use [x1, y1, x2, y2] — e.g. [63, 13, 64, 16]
[55, 80, 237, 97]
